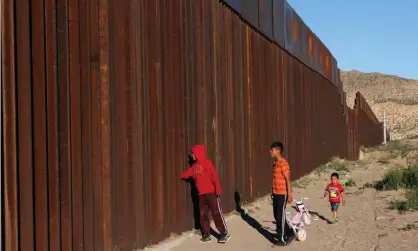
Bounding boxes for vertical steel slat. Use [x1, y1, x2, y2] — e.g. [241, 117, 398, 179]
[56, 0, 72, 249]
[68, 0, 84, 249]
[98, 0, 112, 249]
[31, 0, 49, 249]
[140, 0, 153, 244]
[78, 0, 94, 249]
[2, 0, 19, 249]
[45, 0, 61, 249]
[89, 0, 104, 249]
[15, 0, 35, 249]
[145, 0, 164, 242]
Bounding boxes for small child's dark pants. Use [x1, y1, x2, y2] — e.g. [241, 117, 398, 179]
[330, 202, 340, 212]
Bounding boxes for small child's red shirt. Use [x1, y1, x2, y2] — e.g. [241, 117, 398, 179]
[325, 183, 344, 203]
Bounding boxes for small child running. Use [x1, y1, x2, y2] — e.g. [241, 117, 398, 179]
[323, 172, 345, 224]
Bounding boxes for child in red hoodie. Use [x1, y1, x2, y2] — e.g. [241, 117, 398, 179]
[181, 144, 230, 244]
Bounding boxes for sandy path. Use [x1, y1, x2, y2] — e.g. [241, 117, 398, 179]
[145, 143, 418, 251]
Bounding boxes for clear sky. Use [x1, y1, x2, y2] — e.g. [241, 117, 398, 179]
[287, 0, 418, 80]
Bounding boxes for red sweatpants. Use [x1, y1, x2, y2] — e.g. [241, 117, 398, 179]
[199, 193, 227, 236]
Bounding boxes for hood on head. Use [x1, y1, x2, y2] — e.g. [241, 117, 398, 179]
[191, 144, 207, 160]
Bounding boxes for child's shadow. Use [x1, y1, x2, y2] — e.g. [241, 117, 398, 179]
[234, 192, 277, 244]
[185, 155, 202, 233]
[291, 206, 333, 224]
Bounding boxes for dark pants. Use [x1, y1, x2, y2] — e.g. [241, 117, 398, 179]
[199, 193, 228, 236]
[330, 202, 340, 212]
[273, 194, 288, 242]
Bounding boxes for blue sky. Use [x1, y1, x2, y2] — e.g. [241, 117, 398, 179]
[287, 0, 418, 80]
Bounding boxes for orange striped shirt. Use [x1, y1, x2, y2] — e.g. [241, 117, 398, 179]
[272, 158, 290, 195]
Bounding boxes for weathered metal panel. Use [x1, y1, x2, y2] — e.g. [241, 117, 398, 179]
[284, 1, 294, 54]
[2, 1, 386, 250]
[2, 0, 19, 250]
[146, 0, 165, 243]
[301, 19, 310, 67]
[68, 0, 84, 250]
[325, 48, 331, 81]
[336, 59, 339, 88]
[273, 0, 285, 48]
[31, 0, 49, 250]
[15, 0, 35, 250]
[316, 38, 321, 74]
[306, 28, 314, 69]
[334, 57, 337, 85]
[98, 0, 112, 248]
[258, 0, 273, 40]
[293, 12, 303, 62]
[241, 0, 259, 29]
[78, 0, 94, 249]
[223, 0, 240, 13]
[45, 0, 61, 249]
[318, 40, 325, 76]
[56, 0, 72, 250]
[89, 0, 104, 249]
[130, 0, 147, 247]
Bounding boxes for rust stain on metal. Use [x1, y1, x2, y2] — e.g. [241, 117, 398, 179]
[2, 0, 19, 250]
[15, 0, 35, 250]
[31, 0, 50, 250]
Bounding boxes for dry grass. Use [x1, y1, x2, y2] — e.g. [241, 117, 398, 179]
[400, 223, 418, 231]
[345, 179, 357, 187]
[314, 157, 350, 176]
[292, 176, 313, 189]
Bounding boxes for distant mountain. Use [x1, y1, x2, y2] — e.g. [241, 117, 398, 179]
[341, 70, 418, 140]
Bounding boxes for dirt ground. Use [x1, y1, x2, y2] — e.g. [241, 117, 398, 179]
[144, 139, 418, 251]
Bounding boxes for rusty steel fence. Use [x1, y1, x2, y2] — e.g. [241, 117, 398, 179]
[2, 0, 385, 250]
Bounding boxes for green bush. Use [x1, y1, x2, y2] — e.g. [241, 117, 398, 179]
[362, 182, 375, 189]
[375, 165, 418, 191]
[403, 223, 418, 231]
[375, 169, 404, 190]
[345, 179, 357, 187]
[390, 188, 418, 213]
[405, 188, 418, 211]
[390, 200, 407, 213]
[402, 166, 418, 189]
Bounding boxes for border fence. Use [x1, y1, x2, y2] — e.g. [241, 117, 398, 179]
[1, 0, 386, 250]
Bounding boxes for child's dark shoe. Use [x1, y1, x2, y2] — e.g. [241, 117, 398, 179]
[200, 235, 212, 243]
[218, 233, 231, 243]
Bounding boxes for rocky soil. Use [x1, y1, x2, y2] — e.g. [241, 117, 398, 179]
[341, 70, 418, 140]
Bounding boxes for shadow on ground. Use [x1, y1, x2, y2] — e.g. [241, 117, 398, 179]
[290, 206, 333, 224]
[234, 192, 277, 244]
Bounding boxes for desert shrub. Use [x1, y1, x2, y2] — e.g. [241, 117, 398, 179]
[390, 188, 418, 213]
[362, 182, 375, 189]
[402, 165, 418, 189]
[375, 169, 404, 190]
[345, 179, 357, 187]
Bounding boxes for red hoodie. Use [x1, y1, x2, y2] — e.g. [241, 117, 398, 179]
[180, 144, 222, 196]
